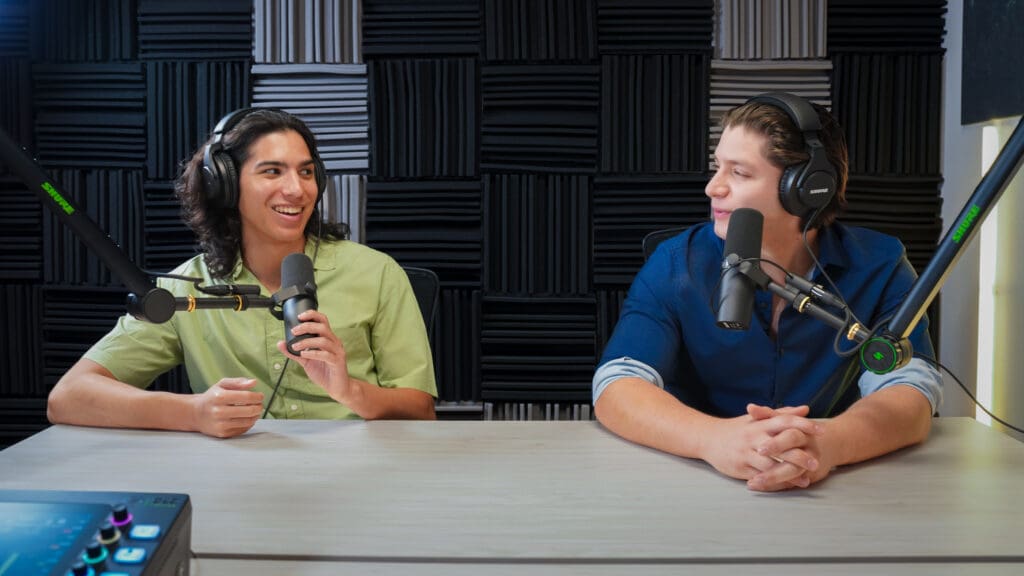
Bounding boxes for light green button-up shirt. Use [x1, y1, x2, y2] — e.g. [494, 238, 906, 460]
[85, 239, 437, 419]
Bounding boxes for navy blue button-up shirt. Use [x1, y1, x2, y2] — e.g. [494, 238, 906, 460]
[596, 222, 941, 418]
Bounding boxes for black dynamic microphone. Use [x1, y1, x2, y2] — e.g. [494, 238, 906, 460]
[276, 253, 318, 356]
[716, 208, 764, 330]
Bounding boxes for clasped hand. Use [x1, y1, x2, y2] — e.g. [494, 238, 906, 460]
[705, 404, 834, 492]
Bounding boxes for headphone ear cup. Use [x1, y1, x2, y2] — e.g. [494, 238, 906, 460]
[799, 168, 836, 212]
[778, 163, 806, 216]
[202, 149, 239, 211]
[217, 151, 239, 209]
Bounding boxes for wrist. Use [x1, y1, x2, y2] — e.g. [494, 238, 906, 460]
[695, 415, 728, 461]
[815, 419, 845, 469]
[183, 393, 203, 433]
[331, 377, 362, 407]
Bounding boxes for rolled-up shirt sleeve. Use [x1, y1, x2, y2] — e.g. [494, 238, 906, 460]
[857, 357, 943, 414]
[593, 357, 665, 403]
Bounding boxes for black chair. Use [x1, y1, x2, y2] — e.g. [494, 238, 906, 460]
[403, 266, 440, 334]
[641, 226, 688, 262]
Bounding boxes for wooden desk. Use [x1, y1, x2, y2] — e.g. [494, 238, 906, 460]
[1, 418, 1022, 573]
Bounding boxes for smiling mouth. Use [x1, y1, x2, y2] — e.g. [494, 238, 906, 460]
[273, 206, 303, 216]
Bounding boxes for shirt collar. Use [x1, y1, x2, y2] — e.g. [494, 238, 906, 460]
[813, 224, 850, 276]
[707, 222, 851, 273]
[226, 237, 339, 283]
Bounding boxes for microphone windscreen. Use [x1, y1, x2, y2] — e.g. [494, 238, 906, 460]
[716, 208, 763, 330]
[281, 253, 315, 291]
[723, 208, 764, 261]
[280, 253, 317, 356]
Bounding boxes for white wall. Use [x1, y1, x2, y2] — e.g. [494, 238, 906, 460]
[941, 1, 1024, 440]
[939, 0, 983, 417]
[990, 123, 1024, 441]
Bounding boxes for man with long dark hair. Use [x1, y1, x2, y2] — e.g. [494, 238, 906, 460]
[49, 109, 437, 437]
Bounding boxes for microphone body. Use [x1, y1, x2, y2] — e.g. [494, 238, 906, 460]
[278, 253, 318, 356]
[716, 208, 764, 330]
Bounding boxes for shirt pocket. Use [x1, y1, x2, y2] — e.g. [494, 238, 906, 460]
[333, 322, 377, 386]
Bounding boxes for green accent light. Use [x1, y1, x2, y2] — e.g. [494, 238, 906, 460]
[873, 352, 884, 361]
[42, 181, 74, 215]
[952, 204, 980, 244]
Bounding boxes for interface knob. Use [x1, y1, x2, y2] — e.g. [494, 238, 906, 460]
[110, 503, 133, 528]
[98, 520, 120, 546]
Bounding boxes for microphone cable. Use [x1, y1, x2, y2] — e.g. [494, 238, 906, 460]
[710, 208, 1022, 432]
[712, 249, 865, 359]
[261, 217, 323, 419]
[799, 205, 867, 332]
[794, 206, 903, 360]
[140, 269, 264, 297]
[914, 352, 1024, 436]
[798, 210, 1023, 434]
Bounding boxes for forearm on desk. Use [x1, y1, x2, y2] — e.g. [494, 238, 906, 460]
[48, 359, 198, 432]
[594, 377, 718, 459]
[824, 384, 934, 467]
[336, 379, 436, 420]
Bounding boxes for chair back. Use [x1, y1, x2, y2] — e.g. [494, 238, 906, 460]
[641, 226, 688, 261]
[403, 266, 440, 333]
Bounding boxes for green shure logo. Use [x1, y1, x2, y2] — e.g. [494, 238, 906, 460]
[42, 182, 74, 215]
[873, 351, 885, 361]
[952, 205, 980, 244]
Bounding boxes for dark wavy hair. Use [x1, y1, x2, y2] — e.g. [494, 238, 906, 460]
[721, 100, 849, 229]
[175, 108, 349, 278]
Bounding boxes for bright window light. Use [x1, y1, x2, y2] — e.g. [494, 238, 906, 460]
[976, 125, 999, 426]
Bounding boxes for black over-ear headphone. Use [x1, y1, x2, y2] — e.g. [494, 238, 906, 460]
[744, 92, 837, 218]
[201, 107, 327, 211]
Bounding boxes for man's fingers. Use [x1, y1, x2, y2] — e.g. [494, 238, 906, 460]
[211, 403, 263, 419]
[759, 414, 824, 436]
[746, 404, 811, 420]
[225, 404, 264, 419]
[217, 378, 259, 390]
[757, 445, 819, 472]
[221, 390, 264, 407]
[209, 381, 264, 411]
[748, 464, 810, 491]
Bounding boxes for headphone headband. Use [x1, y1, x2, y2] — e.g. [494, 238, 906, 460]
[209, 108, 256, 147]
[746, 93, 822, 133]
[743, 92, 837, 220]
[201, 107, 327, 212]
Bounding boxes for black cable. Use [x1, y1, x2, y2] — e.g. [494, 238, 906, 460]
[261, 217, 323, 419]
[726, 250, 903, 362]
[140, 269, 263, 297]
[721, 212, 1019, 431]
[751, 234, 1019, 430]
[707, 266, 727, 315]
[261, 359, 289, 419]
[800, 205, 868, 331]
[915, 352, 1024, 436]
[709, 253, 851, 332]
[708, 253, 794, 316]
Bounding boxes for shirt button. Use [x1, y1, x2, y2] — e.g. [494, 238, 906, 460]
[290, 404, 298, 411]
[273, 362, 282, 371]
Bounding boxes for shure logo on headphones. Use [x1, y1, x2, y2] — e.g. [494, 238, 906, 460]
[809, 187, 830, 195]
